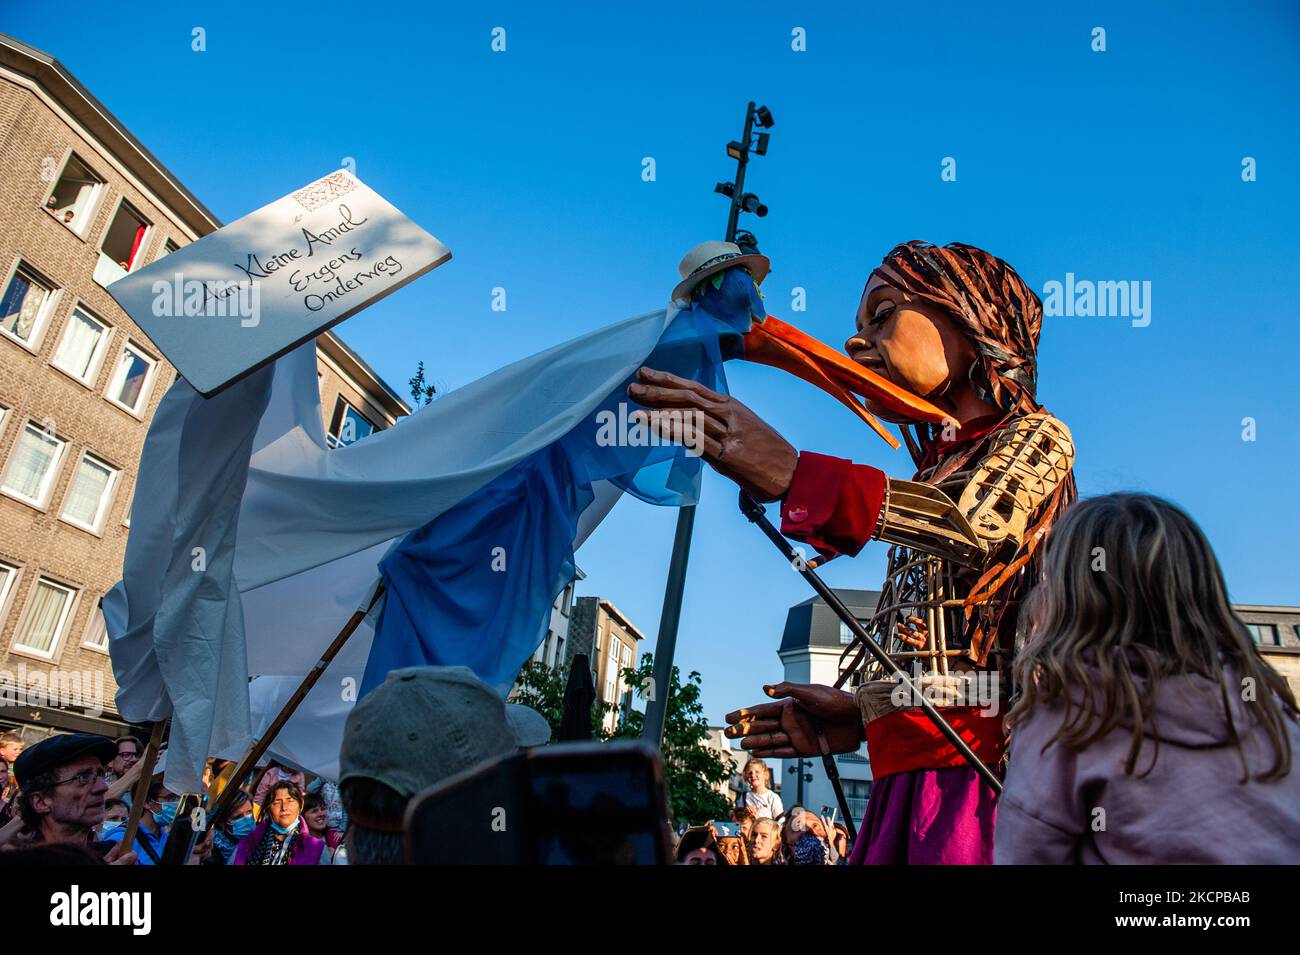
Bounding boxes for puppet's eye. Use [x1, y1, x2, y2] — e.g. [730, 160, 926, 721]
[870, 304, 895, 326]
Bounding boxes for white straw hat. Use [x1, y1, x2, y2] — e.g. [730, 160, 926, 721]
[671, 240, 770, 304]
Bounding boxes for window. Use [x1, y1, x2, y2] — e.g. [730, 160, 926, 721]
[604, 637, 620, 704]
[14, 577, 77, 657]
[45, 153, 104, 234]
[839, 619, 870, 645]
[106, 340, 157, 414]
[156, 238, 180, 260]
[95, 199, 151, 286]
[841, 779, 874, 822]
[1246, 623, 1280, 646]
[120, 481, 134, 527]
[83, 604, 109, 651]
[51, 306, 111, 384]
[327, 398, 376, 448]
[61, 452, 118, 532]
[1, 422, 66, 506]
[0, 562, 18, 619]
[0, 262, 57, 348]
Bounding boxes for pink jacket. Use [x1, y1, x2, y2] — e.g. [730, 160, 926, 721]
[995, 669, 1300, 864]
[232, 817, 326, 866]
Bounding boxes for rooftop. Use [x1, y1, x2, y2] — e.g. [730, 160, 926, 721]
[778, 589, 881, 655]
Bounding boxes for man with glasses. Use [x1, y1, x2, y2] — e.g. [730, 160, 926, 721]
[107, 735, 142, 785]
[13, 733, 133, 860]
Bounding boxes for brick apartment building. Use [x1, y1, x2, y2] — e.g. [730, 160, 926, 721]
[0, 33, 409, 744]
[567, 596, 645, 734]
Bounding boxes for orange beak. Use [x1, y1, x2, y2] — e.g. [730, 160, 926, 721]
[740, 314, 949, 449]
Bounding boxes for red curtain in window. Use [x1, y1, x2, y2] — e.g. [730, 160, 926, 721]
[127, 224, 146, 268]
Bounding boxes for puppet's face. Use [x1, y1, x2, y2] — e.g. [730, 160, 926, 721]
[846, 276, 977, 422]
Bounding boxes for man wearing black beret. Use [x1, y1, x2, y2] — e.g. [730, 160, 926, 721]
[12, 733, 127, 858]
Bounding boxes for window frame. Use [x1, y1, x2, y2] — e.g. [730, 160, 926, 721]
[104, 338, 160, 417]
[95, 195, 154, 288]
[43, 149, 107, 239]
[11, 574, 79, 661]
[59, 449, 120, 535]
[0, 420, 68, 510]
[81, 602, 110, 654]
[0, 258, 61, 353]
[327, 397, 377, 448]
[0, 560, 20, 631]
[1246, 622, 1280, 646]
[49, 301, 114, 388]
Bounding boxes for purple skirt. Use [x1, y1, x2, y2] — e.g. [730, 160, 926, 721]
[849, 766, 998, 865]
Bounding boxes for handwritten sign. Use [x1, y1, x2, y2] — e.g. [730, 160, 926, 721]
[107, 170, 451, 396]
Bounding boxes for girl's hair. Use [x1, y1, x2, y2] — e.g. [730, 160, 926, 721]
[1007, 493, 1297, 781]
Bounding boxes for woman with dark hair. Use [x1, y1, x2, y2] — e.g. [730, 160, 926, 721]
[638, 241, 1077, 864]
[996, 493, 1300, 863]
[207, 789, 257, 865]
[233, 781, 327, 865]
[302, 791, 343, 862]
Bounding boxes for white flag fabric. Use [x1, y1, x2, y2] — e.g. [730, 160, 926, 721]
[104, 308, 685, 792]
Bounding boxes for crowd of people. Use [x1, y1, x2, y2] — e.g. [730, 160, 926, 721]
[0, 493, 1296, 865]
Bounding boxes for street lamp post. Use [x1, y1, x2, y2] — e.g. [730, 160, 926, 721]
[641, 102, 776, 748]
[788, 757, 813, 807]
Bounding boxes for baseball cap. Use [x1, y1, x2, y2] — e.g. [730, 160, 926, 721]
[340, 666, 545, 798]
[13, 733, 117, 788]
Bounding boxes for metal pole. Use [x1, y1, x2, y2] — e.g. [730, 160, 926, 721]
[738, 491, 1003, 796]
[641, 504, 696, 746]
[642, 102, 761, 747]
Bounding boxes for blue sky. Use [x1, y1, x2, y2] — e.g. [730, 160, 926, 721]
[6, 1, 1298, 725]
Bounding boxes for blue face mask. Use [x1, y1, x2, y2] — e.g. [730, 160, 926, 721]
[98, 820, 123, 839]
[228, 814, 256, 838]
[270, 818, 299, 836]
[152, 800, 179, 826]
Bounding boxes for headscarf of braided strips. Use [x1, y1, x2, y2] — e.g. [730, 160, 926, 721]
[870, 241, 1076, 667]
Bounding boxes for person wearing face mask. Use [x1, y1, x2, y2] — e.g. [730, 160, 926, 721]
[205, 790, 256, 865]
[101, 779, 175, 864]
[233, 781, 327, 865]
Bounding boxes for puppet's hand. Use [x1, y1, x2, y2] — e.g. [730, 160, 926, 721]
[895, 615, 928, 649]
[628, 367, 797, 502]
[723, 682, 863, 757]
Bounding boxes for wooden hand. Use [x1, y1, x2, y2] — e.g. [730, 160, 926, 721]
[627, 367, 797, 502]
[895, 615, 928, 649]
[723, 682, 864, 758]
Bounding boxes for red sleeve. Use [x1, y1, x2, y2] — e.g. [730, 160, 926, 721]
[780, 452, 886, 559]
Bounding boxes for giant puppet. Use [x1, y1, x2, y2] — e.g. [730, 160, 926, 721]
[632, 239, 1076, 864]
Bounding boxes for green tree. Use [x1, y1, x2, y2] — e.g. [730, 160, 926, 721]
[610, 653, 735, 825]
[408, 361, 437, 409]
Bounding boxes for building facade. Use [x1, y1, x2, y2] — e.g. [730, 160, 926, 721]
[568, 596, 644, 734]
[777, 589, 878, 824]
[529, 569, 584, 672]
[0, 33, 409, 745]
